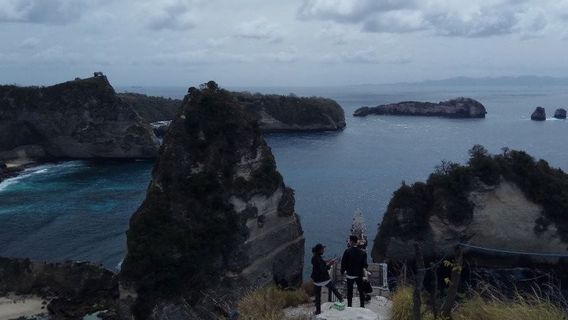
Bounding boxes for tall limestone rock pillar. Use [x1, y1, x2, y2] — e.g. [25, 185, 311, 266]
[119, 82, 304, 319]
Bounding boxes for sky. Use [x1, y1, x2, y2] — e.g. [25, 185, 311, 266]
[1, 0, 568, 87]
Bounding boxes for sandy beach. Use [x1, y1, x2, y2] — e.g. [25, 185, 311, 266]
[0, 295, 46, 320]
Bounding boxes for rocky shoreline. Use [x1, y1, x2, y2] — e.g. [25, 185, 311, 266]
[0, 257, 118, 319]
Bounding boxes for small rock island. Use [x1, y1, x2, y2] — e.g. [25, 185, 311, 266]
[354, 97, 487, 118]
[531, 106, 546, 121]
[554, 108, 567, 119]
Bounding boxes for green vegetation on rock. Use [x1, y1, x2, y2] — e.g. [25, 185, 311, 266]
[118, 92, 181, 122]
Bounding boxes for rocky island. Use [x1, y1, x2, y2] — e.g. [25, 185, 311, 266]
[121, 90, 346, 137]
[119, 82, 305, 319]
[372, 145, 568, 267]
[234, 92, 346, 132]
[354, 97, 487, 118]
[554, 108, 567, 119]
[0, 74, 159, 163]
[531, 106, 546, 121]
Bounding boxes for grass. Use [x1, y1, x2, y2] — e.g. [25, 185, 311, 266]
[391, 286, 438, 320]
[391, 285, 567, 320]
[238, 286, 310, 320]
[454, 291, 568, 320]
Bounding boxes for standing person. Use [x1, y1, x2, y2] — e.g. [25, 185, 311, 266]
[341, 235, 368, 308]
[311, 243, 343, 315]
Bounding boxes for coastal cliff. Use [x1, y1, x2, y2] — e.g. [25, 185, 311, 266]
[354, 97, 487, 118]
[118, 92, 181, 123]
[0, 75, 159, 162]
[372, 146, 568, 267]
[119, 82, 304, 320]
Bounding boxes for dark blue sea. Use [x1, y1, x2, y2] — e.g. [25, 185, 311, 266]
[1, 84, 567, 273]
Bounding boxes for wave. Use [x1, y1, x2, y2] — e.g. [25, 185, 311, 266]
[0, 161, 87, 192]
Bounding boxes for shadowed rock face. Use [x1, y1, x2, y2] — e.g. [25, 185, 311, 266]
[354, 97, 487, 118]
[554, 108, 567, 119]
[531, 106, 546, 121]
[0, 76, 159, 161]
[119, 82, 304, 320]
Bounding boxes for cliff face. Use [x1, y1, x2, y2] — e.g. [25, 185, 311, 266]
[354, 97, 487, 118]
[0, 76, 159, 161]
[119, 82, 304, 320]
[234, 92, 346, 132]
[372, 146, 568, 266]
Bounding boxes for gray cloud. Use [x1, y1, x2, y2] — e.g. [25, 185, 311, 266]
[0, 0, 98, 24]
[146, 1, 196, 31]
[234, 17, 283, 42]
[298, 0, 415, 23]
[320, 47, 412, 64]
[298, 0, 563, 38]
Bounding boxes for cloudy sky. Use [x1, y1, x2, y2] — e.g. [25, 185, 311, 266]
[1, 0, 568, 86]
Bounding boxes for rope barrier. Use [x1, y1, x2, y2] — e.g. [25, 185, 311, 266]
[458, 242, 568, 258]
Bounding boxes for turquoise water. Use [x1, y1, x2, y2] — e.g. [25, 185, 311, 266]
[1, 84, 567, 271]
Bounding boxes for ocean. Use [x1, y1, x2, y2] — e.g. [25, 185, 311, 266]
[1, 84, 567, 273]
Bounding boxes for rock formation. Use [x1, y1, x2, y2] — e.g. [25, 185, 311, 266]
[234, 92, 346, 132]
[119, 82, 304, 320]
[127, 91, 346, 134]
[0, 76, 159, 161]
[354, 97, 487, 118]
[372, 146, 568, 267]
[0, 257, 117, 318]
[554, 108, 567, 119]
[531, 106, 546, 121]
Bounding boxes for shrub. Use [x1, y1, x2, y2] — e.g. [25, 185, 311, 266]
[391, 286, 414, 320]
[391, 286, 437, 320]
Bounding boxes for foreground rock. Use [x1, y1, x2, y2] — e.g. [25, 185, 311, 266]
[0, 74, 159, 162]
[120, 82, 305, 320]
[354, 97, 486, 118]
[0, 257, 117, 319]
[316, 304, 378, 320]
[373, 145, 568, 267]
[531, 106, 546, 121]
[554, 108, 567, 119]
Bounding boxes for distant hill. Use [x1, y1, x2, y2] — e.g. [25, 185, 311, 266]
[400, 76, 568, 86]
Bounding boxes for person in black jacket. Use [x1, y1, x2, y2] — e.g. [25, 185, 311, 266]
[311, 243, 343, 314]
[341, 235, 368, 308]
